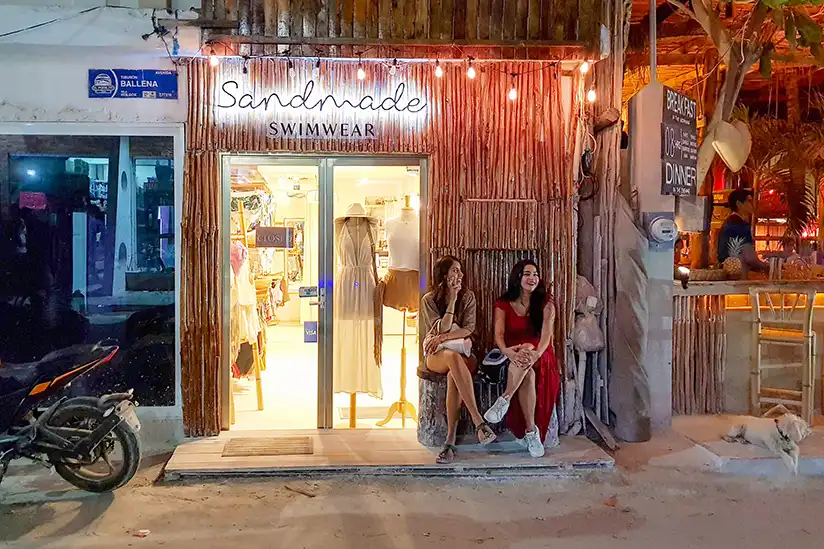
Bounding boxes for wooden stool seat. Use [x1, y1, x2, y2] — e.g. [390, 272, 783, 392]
[759, 327, 810, 344]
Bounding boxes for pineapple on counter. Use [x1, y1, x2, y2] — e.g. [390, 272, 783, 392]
[722, 236, 745, 280]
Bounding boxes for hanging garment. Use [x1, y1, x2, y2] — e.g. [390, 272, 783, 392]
[279, 277, 290, 304]
[379, 269, 420, 312]
[230, 242, 261, 344]
[229, 267, 241, 365]
[230, 241, 247, 276]
[374, 268, 420, 367]
[333, 217, 382, 398]
[271, 279, 283, 307]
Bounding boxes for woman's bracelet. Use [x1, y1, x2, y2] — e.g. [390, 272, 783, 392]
[445, 309, 455, 315]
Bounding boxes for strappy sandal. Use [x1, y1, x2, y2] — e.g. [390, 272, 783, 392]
[436, 444, 457, 464]
[476, 422, 497, 446]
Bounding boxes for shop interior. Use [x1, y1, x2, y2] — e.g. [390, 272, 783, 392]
[227, 159, 422, 430]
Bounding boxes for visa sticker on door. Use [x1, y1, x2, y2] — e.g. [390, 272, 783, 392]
[304, 321, 318, 343]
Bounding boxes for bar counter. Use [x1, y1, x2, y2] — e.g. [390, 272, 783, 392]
[672, 280, 824, 416]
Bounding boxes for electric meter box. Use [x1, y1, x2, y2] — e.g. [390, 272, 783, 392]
[643, 212, 677, 251]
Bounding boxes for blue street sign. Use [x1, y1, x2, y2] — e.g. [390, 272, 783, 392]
[88, 69, 178, 100]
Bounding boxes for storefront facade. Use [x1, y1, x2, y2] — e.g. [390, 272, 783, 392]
[182, 57, 586, 436]
[0, 5, 198, 451]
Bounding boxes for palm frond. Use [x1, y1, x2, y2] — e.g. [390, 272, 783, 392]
[745, 116, 824, 238]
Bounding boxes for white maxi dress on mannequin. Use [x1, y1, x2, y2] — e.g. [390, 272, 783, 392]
[333, 218, 382, 398]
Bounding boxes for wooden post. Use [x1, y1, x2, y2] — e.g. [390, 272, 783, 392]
[691, 50, 722, 269]
[350, 393, 357, 428]
[787, 72, 801, 125]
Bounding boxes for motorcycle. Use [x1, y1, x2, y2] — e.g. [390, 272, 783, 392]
[0, 342, 141, 493]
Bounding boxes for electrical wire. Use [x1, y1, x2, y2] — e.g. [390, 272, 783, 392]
[0, 5, 133, 40]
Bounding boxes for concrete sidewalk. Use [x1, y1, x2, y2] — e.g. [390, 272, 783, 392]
[614, 415, 824, 476]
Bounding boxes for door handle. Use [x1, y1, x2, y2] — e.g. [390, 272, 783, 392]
[309, 301, 320, 307]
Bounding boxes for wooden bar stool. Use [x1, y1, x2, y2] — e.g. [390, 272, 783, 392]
[749, 285, 816, 423]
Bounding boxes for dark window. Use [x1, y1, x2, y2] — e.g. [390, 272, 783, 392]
[0, 135, 176, 406]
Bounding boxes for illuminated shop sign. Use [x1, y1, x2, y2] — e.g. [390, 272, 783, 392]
[218, 80, 427, 114]
[216, 80, 429, 140]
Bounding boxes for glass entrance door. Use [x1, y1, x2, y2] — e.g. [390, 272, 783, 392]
[221, 155, 426, 431]
[328, 157, 426, 429]
[222, 156, 327, 430]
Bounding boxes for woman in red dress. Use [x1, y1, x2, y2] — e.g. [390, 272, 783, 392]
[483, 259, 559, 457]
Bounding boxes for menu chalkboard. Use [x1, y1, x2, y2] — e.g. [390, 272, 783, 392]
[661, 87, 698, 196]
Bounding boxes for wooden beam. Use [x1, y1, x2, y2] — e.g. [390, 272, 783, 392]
[206, 33, 586, 47]
[627, 52, 699, 66]
[159, 18, 239, 29]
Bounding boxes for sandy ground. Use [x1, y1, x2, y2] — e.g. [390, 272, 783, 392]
[3, 447, 824, 549]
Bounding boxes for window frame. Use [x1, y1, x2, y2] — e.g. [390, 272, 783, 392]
[0, 122, 184, 415]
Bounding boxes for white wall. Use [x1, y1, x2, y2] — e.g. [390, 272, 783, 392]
[0, 53, 188, 123]
[0, 1, 200, 9]
[0, 5, 200, 49]
[0, 5, 198, 123]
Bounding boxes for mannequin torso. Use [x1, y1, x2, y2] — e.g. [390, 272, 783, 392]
[385, 209, 419, 272]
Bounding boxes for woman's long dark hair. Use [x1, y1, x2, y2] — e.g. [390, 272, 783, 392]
[499, 258, 547, 336]
[431, 255, 465, 316]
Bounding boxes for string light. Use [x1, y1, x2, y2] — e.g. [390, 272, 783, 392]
[466, 58, 476, 79]
[287, 59, 296, 79]
[579, 61, 590, 74]
[388, 58, 398, 76]
[312, 58, 321, 78]
[508, 74, 517, 101]
[357, 60, 366, 80]
[587, 87, 597, 103]
[435, 60, 444, 78]
[208, 46, 219, 68]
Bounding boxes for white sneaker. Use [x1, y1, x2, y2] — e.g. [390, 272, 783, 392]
[524, 429, 545, 458]
[484, 396, 510, 424]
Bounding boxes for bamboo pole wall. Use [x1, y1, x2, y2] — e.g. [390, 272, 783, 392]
[672, 295, 727, 414]
[183, 58, 582, 435]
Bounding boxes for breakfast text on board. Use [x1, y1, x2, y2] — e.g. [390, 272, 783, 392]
[661, 87, 698, 197]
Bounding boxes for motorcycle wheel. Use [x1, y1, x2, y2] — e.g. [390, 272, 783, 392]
[47, 402, 141, 493]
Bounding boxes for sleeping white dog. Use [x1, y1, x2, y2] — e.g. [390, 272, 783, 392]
[723, 410, 812, 475]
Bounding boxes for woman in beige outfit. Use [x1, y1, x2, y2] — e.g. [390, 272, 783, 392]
[420, 256, 496, 464]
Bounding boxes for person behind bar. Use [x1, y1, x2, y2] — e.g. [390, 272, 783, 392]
[419, 256, 497, 464]
[717, 188, 769, 276]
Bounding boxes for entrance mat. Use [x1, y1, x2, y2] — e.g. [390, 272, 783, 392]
[222, 437, 314, 457]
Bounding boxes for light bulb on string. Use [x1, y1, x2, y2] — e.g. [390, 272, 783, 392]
[579, 61, 590, 74]
[312, 58, 321, 78]
[435, 60, 444, 78]
[357, 61, 366, 80]
[587, 87, 597, 103]
[287, 59, 296, 79]
[508, 74, 517, 101]
[466, 58, 476, 79]
[208, 46, 219, 68]
[388, 59, 398, 76]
